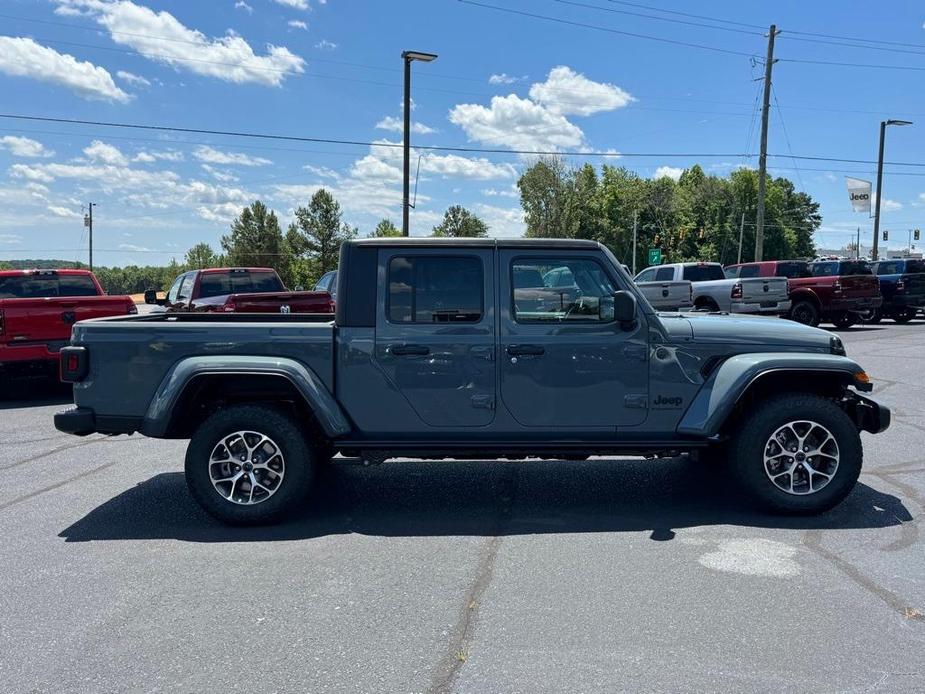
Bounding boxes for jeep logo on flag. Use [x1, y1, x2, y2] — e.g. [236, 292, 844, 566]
[280, 305, 291, 314]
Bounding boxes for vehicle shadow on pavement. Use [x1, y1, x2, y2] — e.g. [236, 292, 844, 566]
[59, 457, 913, 543]
[0, 378, 72, 410]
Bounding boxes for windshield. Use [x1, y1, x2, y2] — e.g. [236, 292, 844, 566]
[197, 270, 285, 298]
[837, 261, 872, 276]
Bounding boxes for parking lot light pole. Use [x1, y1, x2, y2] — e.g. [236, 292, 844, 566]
[401, 50, 438, 236]
[872, 119, 912, 261]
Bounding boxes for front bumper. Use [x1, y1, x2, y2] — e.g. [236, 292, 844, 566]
[848, 393, 891, 434]
[731, 299, 791, 315]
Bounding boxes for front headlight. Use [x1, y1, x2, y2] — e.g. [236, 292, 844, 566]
[830, 335, 846, 356]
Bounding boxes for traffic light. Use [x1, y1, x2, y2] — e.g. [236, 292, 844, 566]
[915, 229, 921, 241]
[883, 230, 889, 241]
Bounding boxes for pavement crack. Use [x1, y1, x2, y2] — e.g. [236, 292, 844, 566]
[426, 461, 520, 694]
[0, 459, 123, 513]
[802, 529, 922, 621]
[0, 434, 113, 472]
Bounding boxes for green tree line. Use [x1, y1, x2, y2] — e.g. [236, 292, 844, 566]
[517, 157, 818, 270]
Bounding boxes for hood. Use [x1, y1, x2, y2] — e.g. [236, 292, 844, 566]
[665, 312, 833, 351]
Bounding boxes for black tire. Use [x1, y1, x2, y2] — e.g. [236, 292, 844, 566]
[893, 307, 915, 323]
[788, 300, 820, 327]
[185, 404, 314, 525]
[861, 308, 882, 324]
[694, 298, 720, 313]
[728, 394, 861, 514]
[831, 312, 856, 329]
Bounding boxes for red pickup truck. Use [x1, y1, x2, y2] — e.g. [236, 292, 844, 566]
[0, 269, 136, 378]
[724, 259, 882, 328]
[145, 267, 334, 314]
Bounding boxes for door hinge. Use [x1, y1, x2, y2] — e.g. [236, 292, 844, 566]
[471, 394, 495, 410]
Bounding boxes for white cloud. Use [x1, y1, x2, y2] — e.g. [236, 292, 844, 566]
[83, 140, 129, 166]
[197, 202, 245, 223]
[0, 136, 54, 158]
[315, 40, 338, 50]
[193, 145, 272, 166]
[450, 94, 585, 152]
[0, 36, 129, 102]
[48, 205, 83, 219]
[303, 164, 339, 179]
[234, 1, 253, 12]
[368, 139, 516, 180]
[489, 73, 526, 85]
[528, 66, 633, 116]
[201, 164, 240, 182]
[350, 155, 402, 183]
[654, 165, 683, 181]
[57, 0, 305, 86]
[474, 203, 525, 238]
[119, 243, 155, 252]
[873, 192, 902, 212]
[288, 20, 308, 30]
[482, 186, 519, 199]
[0, 233, 24, 244]
[133, 149, 184, 163]
[116, 70, 150, 87]
[274, 0, 309, 8]
[375, 116, 437, 135]
[10, 161, 181, 192]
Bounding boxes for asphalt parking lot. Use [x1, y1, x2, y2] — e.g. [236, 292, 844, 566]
[1, 322, 923, 693]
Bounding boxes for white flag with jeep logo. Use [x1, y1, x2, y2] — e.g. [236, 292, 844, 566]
[846, 177, 872, 214]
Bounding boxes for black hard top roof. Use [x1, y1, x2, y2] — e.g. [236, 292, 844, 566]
[349, 237, 602, 250]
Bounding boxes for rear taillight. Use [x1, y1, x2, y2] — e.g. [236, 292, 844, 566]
[730, 282, 743, 299]
[222, 300, 236, 312]
[0, 308, 4, 336]
[127, 302, 138, 315]
[59, 346, 89, 383]
[897, 279, 906, 292]
[833, 280, 842, 294]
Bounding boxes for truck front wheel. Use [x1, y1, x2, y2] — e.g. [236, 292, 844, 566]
[729, 394, 861, 514]
[185, 405, 314, 525]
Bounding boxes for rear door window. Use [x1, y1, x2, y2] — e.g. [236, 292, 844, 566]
[738, 265, 760, 278]
[58, 274, 99, 296]
[388, 256, 483, 323]
[775, 262, 810, 278]
[682, 264, 725, 282]
[906, 260, 925, 273]
[875, 261, 903, 275]
[811, 262, 838, 277]
[838, 261, 872, 276]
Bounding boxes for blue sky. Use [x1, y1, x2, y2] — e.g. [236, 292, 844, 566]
[0, 0, 924, 266]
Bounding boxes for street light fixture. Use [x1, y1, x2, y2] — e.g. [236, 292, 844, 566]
[872, 118, 913, 261]
[401, 50, 438, 236]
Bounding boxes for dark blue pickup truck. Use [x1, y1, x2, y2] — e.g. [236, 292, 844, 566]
[866, 258, 925, 323]
[54, 238, 890, 525]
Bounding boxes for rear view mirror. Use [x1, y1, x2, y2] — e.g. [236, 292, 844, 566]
[613, 290, 637, 326]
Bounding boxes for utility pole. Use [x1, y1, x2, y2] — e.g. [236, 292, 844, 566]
[857, 227, 861, 259]
[737, 212, 745, 264]
[84, 202, 95, 271]
[401, 50, 438, 236]
[631, 210, 638, 275]
[754, 24, 778, 262]
[872, 119, 913, 261]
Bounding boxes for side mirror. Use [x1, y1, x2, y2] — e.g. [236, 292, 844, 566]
[143, 289, 158, 305]
[613, 290, 637, 326]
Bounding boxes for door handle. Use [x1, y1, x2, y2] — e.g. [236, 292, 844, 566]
[389, 343, 430, 356]
[506, 344, 545, 356]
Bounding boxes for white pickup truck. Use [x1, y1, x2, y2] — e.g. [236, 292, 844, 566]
[637, 262, 790, 315]
[631, 265, 693, 311]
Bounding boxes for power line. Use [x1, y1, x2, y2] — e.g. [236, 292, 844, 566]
[4, 113, 925, 168]
[603, 0, 765, 30]
[555, 0, 763, 36]
[771, 85, 805, 191]
[456, 0, 759, 58]
[777, 57, 925, 72]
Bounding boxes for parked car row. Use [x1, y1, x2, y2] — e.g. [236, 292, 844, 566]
[634, 257, 925, 329]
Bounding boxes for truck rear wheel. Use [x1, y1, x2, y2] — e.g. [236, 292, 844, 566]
[185, 405, 314, 525]
[831, 312, 857, 329]
[728, 394, 861, 514]
[893, 307, 915, 323]
[789, 300, 819, 327]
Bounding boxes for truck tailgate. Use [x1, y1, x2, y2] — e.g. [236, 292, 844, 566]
[223, 291, 334, 313]
[738, 277, 789, 303]
[839, 274, 880, 299]
[0, 296, 132, 344]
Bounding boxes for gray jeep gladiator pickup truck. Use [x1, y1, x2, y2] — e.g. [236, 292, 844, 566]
[55, 238, 890, 525]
